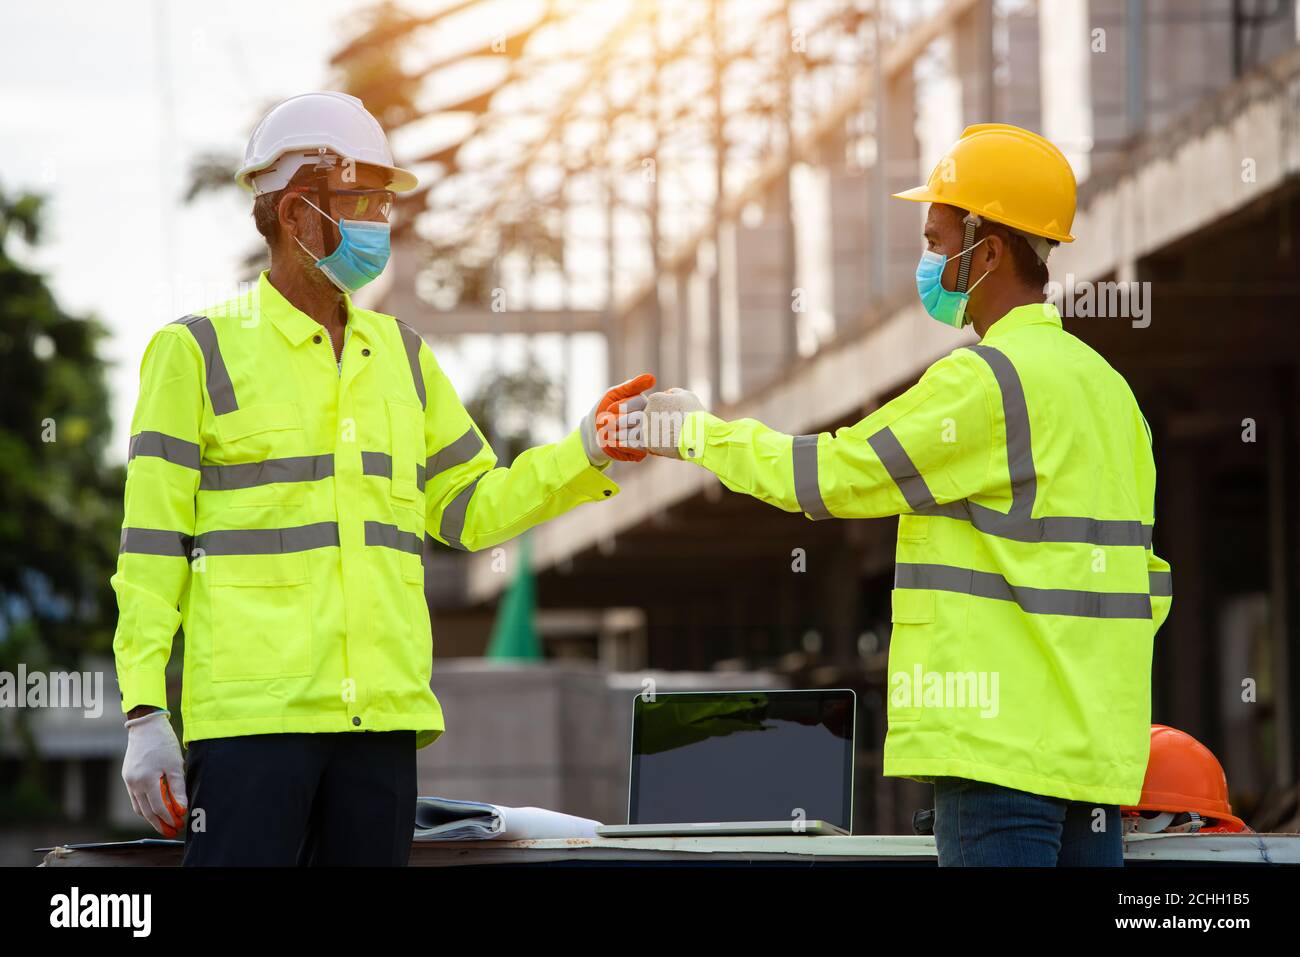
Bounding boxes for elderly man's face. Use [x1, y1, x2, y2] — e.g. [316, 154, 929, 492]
[281, 162, 392, 265]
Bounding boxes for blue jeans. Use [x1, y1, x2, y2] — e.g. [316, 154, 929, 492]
[932, 776, 1124, 867]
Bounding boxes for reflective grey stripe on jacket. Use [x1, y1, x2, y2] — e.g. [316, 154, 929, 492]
[895, 563, 1153, 620]
[172, 314, 238, 415]
[869, 345, 1154, 547]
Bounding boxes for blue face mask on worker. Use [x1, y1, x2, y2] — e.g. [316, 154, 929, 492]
[915, 235, 992, 328]
[293, 195, 391, 293]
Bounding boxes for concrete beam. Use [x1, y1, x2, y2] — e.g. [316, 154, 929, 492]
[1057, 43, 1300, 282]
[392, 305, 606, 336]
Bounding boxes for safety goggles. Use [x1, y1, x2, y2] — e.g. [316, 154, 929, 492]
[287, 185, 394, 221]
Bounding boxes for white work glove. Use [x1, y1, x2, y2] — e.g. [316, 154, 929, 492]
[121, 709, 188, 837]
[580, 373, 657, 466]
[638, 388, 706, 458]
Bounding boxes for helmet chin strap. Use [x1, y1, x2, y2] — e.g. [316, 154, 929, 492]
[290, 194, 342, 270]
[955, 214, 981, 293]
[307, 151, 340, 257]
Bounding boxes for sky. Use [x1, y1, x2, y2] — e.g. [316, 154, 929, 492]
[1, 0, 566, 462]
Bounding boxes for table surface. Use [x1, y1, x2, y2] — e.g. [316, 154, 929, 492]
[35, 832, 1300, 867]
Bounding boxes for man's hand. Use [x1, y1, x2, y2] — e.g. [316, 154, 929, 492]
[581, 373, 656, 465]
[121, 709, 188, 837]
[637, 388, 706, 458]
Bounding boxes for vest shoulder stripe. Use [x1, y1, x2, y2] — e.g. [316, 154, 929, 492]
[172, 314, 238, 415]
[965, 344, 1035, 516]
[394, 320, 427, 410]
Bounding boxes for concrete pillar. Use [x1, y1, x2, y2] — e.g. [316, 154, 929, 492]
[675, 269, 693, 390]
[733, 195, 793, 396]
[657, 272, 682, 388]
[618, 297, 658, 384]
[1145, 0, 1232, 134]
[1002, 3, 1042, 132]
[823, 126, 872, 331]
[878, 66, 922, 301]
[954, 0, 995, 124]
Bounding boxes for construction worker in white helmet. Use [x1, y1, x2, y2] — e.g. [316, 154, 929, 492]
[112, 92, 655, 865]
[618, 124, 1173, 866]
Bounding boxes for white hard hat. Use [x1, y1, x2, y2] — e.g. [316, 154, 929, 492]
[235, 91, 418, 195]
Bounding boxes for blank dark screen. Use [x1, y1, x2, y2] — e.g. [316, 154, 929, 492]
[629, 692, 853, 829]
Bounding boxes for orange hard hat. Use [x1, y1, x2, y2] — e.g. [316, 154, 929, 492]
[1122, 725, 1247, 832]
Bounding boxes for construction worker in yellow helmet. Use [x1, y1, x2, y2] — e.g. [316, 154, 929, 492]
[619, 123, 1173, 866]
[112, 92, 656, 865]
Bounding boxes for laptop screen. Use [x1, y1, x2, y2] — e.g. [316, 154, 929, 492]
[628, 690, 855, 830]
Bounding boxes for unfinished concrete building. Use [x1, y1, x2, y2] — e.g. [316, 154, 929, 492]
[356, 0, 1300, 832]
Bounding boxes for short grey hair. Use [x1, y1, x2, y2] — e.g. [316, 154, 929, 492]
[251, 165, 319, 248]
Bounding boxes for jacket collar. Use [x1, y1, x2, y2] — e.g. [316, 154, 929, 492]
[981, 301, 1062, 341]
[258, 270, 374, 347]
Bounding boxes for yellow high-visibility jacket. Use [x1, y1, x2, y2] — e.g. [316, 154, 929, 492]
[111, 271, 618, 749]
[676, 302, 1171, 804]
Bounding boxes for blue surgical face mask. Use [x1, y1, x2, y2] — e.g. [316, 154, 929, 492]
[294, 195, 391, 293]
[915, 236, 991, 328]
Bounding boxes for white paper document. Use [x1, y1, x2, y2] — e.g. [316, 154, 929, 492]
[413, 796, 603, 841]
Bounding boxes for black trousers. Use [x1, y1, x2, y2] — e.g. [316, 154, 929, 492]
[181, 730, 416, 866]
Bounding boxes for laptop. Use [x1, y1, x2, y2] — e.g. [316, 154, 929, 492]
[597, 689, 855, 838]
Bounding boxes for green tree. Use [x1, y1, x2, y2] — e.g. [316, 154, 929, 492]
[0, 184, 124, 819]
[462, 353, 565, 465]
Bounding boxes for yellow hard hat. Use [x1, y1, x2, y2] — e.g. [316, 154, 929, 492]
[893, 123, 1076, 243]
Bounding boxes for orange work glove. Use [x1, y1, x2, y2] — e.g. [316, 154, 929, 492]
[159, 775, 187, 838]
[581, 373, 656, 464]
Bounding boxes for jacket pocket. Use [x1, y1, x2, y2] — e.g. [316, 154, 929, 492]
[886, 588, 935, 723]
[208, 554, 312, 681]
[898, 513, 930, 543]
[891, 588, 935, 624]
[401, 546, 426, 584]
[209, 403, 308, 507]
[215, 402, 302, 444]
[387, 399, 424, 505]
